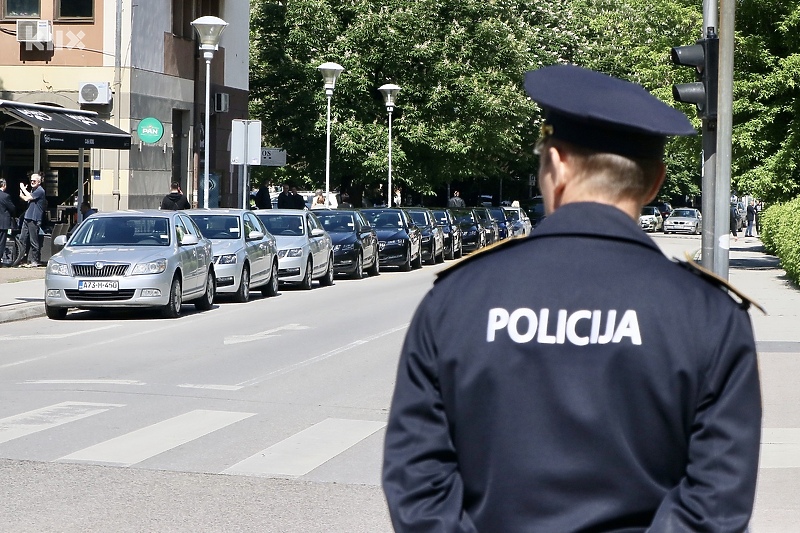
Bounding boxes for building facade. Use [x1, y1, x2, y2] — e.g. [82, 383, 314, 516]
[0, 0, 250, 217]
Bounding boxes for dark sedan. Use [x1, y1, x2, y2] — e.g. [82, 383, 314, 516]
[361, 208, 422, 271]
[431, 208, 463, 260]
[488, 207, 511, 240]
[403, 207, 444, 264]
[314, 209, 380, 279]
[474, 207, 500, 245]
[450, 208, 486, 253]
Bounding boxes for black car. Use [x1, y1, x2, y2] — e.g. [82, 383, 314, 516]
[522, 196, 546, 228]
[361, 208, 422, 271]
[403, 207, 444, 264]
[450, 208, 486, 253]
[488, 207, 511, 240]
[474, 207, 500, 245]
[314, 209, 380, 279]
[430, 208, 463, 260]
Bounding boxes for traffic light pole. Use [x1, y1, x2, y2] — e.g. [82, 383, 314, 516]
[700, 0, 719, 275]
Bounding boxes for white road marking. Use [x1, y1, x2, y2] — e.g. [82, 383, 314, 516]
[0, 324, 119, 341]
[223, 418, 386, 477]
[223, 323, 310, 345]
[760, 428, 800, 468]
[0, 356, 47, 369]
[22, 380, 145, 386]
[59, 409, 255, 467]
[177, 383, 243, 391]
[0, 402, 124, 445]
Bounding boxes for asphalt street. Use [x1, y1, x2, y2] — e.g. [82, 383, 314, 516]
[0, 232, 798, 532]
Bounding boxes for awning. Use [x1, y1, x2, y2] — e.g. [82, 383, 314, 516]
[0, 100, 132, 150]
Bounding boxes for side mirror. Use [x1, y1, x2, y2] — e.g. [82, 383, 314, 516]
[310, 228, 325, 237]
[54, 235, 67, 246]
[248, 230, 264, 241]
[180, 234, 199, 246]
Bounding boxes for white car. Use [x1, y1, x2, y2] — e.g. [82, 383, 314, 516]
[45, 210, 215, 319]
[254, 209, 334, 289]
[186, 209, 279, 302]
[663, 208, 702, 235]
[639, 206, 663, 232]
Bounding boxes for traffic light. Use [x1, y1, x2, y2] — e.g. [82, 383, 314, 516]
[670, 38, 719, 120]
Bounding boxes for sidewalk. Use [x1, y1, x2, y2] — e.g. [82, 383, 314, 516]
[0, 265, 45, 323]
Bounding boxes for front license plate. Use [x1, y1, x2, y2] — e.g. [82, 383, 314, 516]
[78, 280, 119, 291]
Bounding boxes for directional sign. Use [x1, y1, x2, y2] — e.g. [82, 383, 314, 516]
[230, 120, 262, 166]
[261, 147, 286, 167]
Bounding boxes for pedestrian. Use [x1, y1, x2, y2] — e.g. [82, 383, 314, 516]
[447, 190, 466, 208]
[339, 191, 352, 208]
[18, 173, 47, 267]
[745, 200, 756, 237]
[382, 64, 762, 532]
[730, 202, 740, 242]
[160, 181, 191, 210]
[80, 200, 97, 220]
[0, 178, 16, 266]
[254, 180, 272, 209]
[276, 184, 292, 209]
[311, 189, 326, 209]
[290, 186, 306, 209]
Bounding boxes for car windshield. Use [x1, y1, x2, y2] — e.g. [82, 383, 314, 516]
[503, 209, 520, 222]
[368, 212, 404, 229]
[188, 215, 241, 240]
[257, 214, 305, 236]
[452, 210, 475, 224]
[672, 209, 696, 218]
[431, 210, 449, 224]
[69, 216, 171, 246]
[489, 209, 506, 222]
[476, 210, 492, 222]
[316, 212, 355, 232]
[407, 211, 429, 226]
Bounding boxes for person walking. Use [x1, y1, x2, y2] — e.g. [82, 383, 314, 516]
[447, 190, 466, 208]
[730, 202, 740, 242]
[160, 182, 191, 210]
[254, 180, 272, 209]
[0, 178, 16, 266]
[383, 65, 761, 533]
[290, 186, 306, 209]
[276, 184, 292, 209]
[745, 200, 756, 237]
[18, 173, 47, 267]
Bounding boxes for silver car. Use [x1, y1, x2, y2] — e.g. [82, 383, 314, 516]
[45, 210, 215, 319]
[502, 206, 533, 237]
[186, 209, 279, 302]
[253, 209, 334, 289]
[639, 206, 663, 232]
[663, 208, 702, 235]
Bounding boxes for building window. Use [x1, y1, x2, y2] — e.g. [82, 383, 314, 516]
[4, 0, 40, 18]
[56, 0, 93, 20]
[172, 0, 195, 38]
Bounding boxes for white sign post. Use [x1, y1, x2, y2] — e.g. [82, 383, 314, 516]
[231, 119, 262, 209]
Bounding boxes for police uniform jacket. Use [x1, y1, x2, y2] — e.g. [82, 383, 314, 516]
[383, 202, 761, 533]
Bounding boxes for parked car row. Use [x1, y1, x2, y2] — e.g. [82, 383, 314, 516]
[44, 204, 531, 320]
[639, 204, 703, 235]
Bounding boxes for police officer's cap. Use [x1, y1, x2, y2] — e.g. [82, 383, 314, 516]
[524, 64, 696, 159]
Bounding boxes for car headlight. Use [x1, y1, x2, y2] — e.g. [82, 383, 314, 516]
[216, 254, 237, 265]
[385, 239, 404, 246]
[131, 258, 168, 275]
[48, 260, 69, 276]
[334, 243, 355, 252]
[278, 248, 303, 258]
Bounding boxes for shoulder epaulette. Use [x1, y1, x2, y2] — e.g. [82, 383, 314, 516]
[676, 253, 766, 314]
[435, 236, 530, 282]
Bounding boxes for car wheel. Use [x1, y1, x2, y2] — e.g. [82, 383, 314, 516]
[400, 247, 412, 272]
[412, 246, 423, 269]
[456, 243, 463, 258]
[447, 242, 455, 261]
[351, 252, 364, 279]
[436, 246, 444, 263]
[424, 244, 435, 265]
[261, 260, 279, 297]
[367, 253, 380, 276]
[45, 304, 67, 320]
[194, 270, 216, 311]
[300, 258, 313, 290]
[320, 255, 334, 286]
[233, 264, 250, 303]
[161, 276, 182, 318]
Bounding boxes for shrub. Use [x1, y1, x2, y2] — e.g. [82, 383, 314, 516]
[759, 198, 800, 285]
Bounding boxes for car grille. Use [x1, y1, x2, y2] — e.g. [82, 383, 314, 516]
[73, 264, 129, 277]
[64, 290, 136, 301]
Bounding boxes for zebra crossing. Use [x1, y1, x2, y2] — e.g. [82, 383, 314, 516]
[0, 401, 387, 481]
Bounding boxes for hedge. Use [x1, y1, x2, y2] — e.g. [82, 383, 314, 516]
[759, 198, 800, 286]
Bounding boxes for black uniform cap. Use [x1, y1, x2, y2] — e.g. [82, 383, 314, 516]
[524, 64, 696, 159]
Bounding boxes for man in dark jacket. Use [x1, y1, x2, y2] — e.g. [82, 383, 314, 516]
[277, 184, 292, 209]
[254, 180, 272, 209]
[0, 178, 16, 266]
[160, 182, 191, 210]
[383, 65, 761, 533]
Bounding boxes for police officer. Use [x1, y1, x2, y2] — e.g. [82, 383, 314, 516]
[383, 65, 761, 532]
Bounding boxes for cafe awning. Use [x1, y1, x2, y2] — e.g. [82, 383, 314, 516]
[0, 100, 132, 150]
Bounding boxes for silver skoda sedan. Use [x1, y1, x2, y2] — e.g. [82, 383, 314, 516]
[45, 210, 216, 319]
[186, 209, 279, 302]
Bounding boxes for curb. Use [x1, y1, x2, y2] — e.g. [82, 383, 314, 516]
[0, 302, 46, 324]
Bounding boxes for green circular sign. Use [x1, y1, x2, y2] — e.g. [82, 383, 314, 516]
[137, 117, 164, 144]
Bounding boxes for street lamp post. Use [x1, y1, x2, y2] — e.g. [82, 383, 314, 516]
[317, 62, 344, 206]
[192, 16, 228, 209]
[378, 84, 401, 207]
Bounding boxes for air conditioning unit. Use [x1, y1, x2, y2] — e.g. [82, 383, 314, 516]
[16, 19, 53, 43]
[214, 92, 230, 113]
[79, 82, 112, 105]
